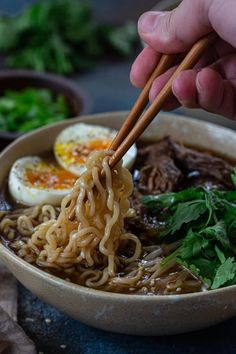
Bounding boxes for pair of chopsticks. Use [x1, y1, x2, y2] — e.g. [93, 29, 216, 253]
[109, 32, 217, 168]
[68, 32, 216, 221]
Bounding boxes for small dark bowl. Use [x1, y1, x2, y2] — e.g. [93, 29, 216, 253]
[0, 70, 90, 149]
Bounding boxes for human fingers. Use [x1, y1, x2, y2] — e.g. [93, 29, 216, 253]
[172, 66, 236, 119]
[138, 0, 236, 53]
[130, 46, 160, 88]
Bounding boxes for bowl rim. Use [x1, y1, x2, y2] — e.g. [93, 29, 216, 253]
[0, 69, 91, 139]
[1, 110, 236, 302]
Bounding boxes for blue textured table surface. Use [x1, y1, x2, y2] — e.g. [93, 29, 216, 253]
[17, 283, 236, 354]
[2, 1, 236, 353]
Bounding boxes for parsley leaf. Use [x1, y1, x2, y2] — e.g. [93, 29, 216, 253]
[201, 221, 229, 249]
[212, 257, 236, 289]
[231, 167, 236, 188]
[162, 200, 207, 235]
[180, 229, 209, 259]
[215, 245, 226, 264]
[142, 187, 205, 211]
[143, 185, 236, 290]
[178, 258, 217, 286]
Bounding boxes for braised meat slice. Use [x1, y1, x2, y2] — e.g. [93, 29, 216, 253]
[127, 138, 183, 238]
[172, 142, 234, 189]
[139, 156, 182, 194]
[138, 136, 174, 164]
[135, 137, 182, 195]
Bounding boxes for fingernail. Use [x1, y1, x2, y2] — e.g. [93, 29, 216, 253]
[149, 88, 156, 102]
[172, 76, 184, 100]
[138, 11, 163, 34]
[196, 71, 204, 92]
[172, 78, 179, 98]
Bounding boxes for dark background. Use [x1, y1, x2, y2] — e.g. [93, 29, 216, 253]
[1, 1, 236, 353]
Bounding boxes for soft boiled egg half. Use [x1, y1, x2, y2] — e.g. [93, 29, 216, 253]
[9, 156, 77, 206]
[54, 123, 137, 176]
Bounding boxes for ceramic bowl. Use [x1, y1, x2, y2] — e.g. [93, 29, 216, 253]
[0, 112, 236, 336]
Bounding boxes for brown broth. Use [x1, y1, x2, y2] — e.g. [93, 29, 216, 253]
[0, 138, 234, 295]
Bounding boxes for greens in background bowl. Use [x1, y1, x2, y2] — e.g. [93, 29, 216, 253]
[0, 70, 89, 149]
[0, 88, 69, 133]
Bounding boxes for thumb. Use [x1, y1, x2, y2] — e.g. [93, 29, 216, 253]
[138, 0, 235, 53]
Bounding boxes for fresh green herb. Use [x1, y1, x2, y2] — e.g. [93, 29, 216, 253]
[0, 0, 137, 74]
[142, 187, 205, 211]
[0, 88, 69, 132]
[143, 188, 236, 212]
[179, 228, 210, 259]
[231, 167, 236, 188]
[212, 253, 236, 289]
[162, 200, 207, 236]
[143, 185, 236, 289]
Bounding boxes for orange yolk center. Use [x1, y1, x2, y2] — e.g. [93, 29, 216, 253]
[26, 165, 77, 190]
[56, 139, 113, 165]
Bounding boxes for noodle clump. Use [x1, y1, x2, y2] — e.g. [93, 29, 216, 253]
[3, 151, 142, 288]
[0, 151, 203, 294]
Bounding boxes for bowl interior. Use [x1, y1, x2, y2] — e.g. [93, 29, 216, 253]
[1, 111, 236, 335]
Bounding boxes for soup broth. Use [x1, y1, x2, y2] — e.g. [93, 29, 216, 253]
[0, 137, 234, 295]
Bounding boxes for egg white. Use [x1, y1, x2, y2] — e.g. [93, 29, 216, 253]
[8, 156, 73, 206]
[54, 123, 137, 176]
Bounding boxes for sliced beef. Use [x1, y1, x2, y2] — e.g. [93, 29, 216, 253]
[139, 156, 182, 194]
[126, 137, 234, 238]
[172, 142, 234, 189]
[135, 137, 182, 195]
[138, 136, 174, 164]
[127, 138, 182, 237]
[134, 136, 234, 194]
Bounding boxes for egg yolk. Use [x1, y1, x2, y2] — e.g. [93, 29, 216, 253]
[25, 162, 77, 190]
[55, 139, 113, 165]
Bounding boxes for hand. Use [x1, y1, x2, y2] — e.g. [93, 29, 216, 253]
[130, 0, 236, 119]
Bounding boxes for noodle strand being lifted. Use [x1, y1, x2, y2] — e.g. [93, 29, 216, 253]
[14, 151, 142, 287]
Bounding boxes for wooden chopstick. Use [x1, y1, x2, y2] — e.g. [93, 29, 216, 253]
[110, 54, 174, 151]
[109, 32, 217, 169]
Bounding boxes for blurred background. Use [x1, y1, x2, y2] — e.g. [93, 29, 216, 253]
[0, 0, 158, 115]
[0, 0, 159, 22]
[0, 0, 234, 144]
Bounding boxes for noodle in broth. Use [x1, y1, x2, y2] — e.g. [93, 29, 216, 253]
[0, 150, 204, 295]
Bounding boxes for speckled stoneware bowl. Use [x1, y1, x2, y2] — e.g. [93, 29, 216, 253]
[0, 112, 236, 336]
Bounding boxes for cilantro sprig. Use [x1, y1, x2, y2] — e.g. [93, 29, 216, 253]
[142, 171, 236, 290]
